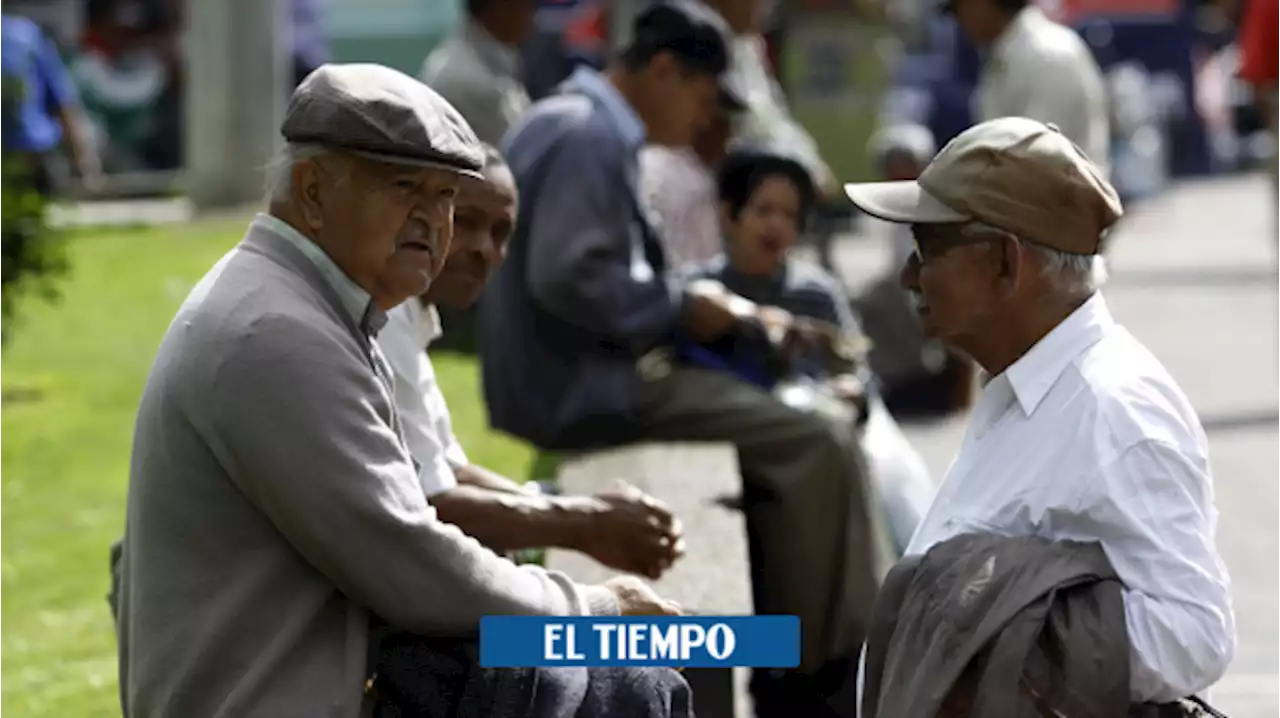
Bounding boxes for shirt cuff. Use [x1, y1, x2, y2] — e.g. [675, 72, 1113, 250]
[417, 455, 458, 498]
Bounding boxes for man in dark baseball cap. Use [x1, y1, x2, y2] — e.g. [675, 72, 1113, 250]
[119, 62, 695, 718]
[482, 1, 894, 711]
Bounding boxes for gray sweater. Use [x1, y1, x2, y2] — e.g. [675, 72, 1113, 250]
[118, 217, 617, 718]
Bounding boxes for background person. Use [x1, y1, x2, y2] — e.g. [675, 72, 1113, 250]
[681, 145, 933, 558]
[948, 0, 1110, 177]
[421, 0, 538, 350]
[421, 0, 536, 148]
[379, 145, 685, 580]
[480, 2, 894, 709]
[1, 11, 103, 191]
[704, 0, 840, 198]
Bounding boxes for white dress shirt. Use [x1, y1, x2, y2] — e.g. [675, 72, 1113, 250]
[378, 300, 468, 497]
[905, 293, 1235, 702]
[977, 6, 1111, 178]
[639, 145, 722, 269]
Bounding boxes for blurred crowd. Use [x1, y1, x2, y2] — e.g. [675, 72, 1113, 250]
[2, 0, 1274, 190]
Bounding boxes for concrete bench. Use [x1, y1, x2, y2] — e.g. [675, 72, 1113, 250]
[546, 442, 753, 718]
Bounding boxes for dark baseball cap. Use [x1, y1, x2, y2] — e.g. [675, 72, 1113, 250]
[625, 0, 734, 78]
[282, 63, 484, 179]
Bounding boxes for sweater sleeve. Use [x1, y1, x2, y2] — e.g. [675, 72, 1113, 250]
[208, 313, 619, 631]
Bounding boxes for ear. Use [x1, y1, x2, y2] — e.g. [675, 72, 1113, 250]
[994, 233, 1028, 297]
[292, 159, 326, 232]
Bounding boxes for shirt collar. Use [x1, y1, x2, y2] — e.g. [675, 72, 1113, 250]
[420, 302, 445, 346]
[563, 66, 646, 150]
[991, 5, 1043, 62]
[252, 213, 384, 335]
[1004, 292, 1114, 416]
[462, 19, 520, 79]
[392, 298, 445, 347]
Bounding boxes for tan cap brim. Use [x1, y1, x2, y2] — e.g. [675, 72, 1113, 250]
[843, 180, 969, 224]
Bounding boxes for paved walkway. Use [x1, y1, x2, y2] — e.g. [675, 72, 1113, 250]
[826, 173, 1278, 716]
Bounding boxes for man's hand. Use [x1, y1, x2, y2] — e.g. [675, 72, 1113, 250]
[758, 308, 836, 364]
[603, 575, 683, 617]
[570, 481, 685, 580]
[828, 372, 869, 421]
[756, 305, 796, 347]
[683, 280, 754, 342]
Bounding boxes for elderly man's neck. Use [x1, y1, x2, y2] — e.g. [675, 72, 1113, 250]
[964, 294, 1092, 376]
[267, 202, 315, 244]
[266, 202, 388, 307]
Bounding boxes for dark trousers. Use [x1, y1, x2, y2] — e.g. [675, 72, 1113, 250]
[634, 365, 895, 714]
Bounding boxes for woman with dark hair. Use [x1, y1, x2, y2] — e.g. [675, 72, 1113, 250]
[680, 146, 934, 559]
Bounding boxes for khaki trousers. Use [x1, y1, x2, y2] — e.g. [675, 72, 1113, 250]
[635, 364, 895, 673]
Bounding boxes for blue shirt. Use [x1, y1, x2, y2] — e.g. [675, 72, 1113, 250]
[480, 67, 683, 450]
[1, 14, 78, 152]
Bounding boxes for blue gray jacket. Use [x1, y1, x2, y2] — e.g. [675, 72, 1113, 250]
[479, 68, 682, 450]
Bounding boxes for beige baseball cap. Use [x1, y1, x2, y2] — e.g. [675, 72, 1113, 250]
[844, 117, 1123, 255]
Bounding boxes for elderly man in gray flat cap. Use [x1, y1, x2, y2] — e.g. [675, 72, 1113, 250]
[116, 64, 687, 718]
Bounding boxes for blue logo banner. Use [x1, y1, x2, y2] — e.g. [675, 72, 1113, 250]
[479, 615, 800, 668]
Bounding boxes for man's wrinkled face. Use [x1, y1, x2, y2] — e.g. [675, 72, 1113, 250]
[425, 163, 518, 308]
[295, 154, 460, 309]
[899, 222, 1003, 344]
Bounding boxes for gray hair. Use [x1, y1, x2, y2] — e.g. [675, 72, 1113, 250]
[959, 222, 1108, 296]
[265, 142, 507, 203]
[263, 142, 345, 203]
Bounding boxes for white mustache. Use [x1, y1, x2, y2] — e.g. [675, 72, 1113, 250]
[400, 220, 437, 250]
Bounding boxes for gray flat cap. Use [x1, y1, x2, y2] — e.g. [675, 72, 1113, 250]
[283, 63, 484, 178]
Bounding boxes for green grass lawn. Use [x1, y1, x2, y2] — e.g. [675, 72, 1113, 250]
[0, 218, 536, 717]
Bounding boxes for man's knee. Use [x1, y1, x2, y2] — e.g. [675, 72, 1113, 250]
[790, 407, 861, 464]
[740, 408, 865, 495]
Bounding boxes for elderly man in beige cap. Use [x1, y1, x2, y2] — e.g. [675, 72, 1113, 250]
[845, 117, 1235, 704]
[116, 64, 685, 718]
